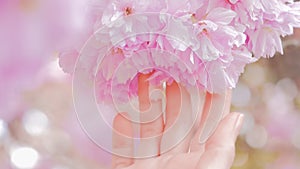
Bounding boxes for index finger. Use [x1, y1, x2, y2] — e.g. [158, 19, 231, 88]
[112, 113, 134, 169]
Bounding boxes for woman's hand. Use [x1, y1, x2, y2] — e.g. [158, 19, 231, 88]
[111, 73, 244, 169]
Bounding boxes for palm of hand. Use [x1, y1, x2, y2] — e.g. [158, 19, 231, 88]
[112, 74, 243, 169]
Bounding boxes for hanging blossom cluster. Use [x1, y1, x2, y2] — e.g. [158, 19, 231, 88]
[59, 0, 300, 102]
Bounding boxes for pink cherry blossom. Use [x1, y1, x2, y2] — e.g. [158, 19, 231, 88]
[58, 0, 300, 103]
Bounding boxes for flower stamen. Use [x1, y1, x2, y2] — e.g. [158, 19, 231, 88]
[124, 7, 133, 16]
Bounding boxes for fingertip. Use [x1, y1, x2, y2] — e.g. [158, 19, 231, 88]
[196, 112, 243, 169]
[231, 112, 244, 139]
[204, 112, 244, 147]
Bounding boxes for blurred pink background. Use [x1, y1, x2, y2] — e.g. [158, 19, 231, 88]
[0, 1, 300, 169]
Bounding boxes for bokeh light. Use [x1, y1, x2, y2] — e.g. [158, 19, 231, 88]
[0, 119, 8, 140]
[10, 147, 39, 169]
[22, 109, 49, 136]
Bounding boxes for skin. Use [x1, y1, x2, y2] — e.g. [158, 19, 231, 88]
[112, 73, 244, 169]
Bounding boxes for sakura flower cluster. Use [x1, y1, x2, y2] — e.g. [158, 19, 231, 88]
[59, 0, 300, 103]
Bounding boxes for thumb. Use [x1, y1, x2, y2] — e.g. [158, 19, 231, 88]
[196, 112, 244, 169]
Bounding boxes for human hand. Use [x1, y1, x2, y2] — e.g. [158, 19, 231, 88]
[112, 73, 244, 169]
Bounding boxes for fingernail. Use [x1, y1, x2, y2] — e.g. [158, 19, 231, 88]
[233, 113, 244, 139]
